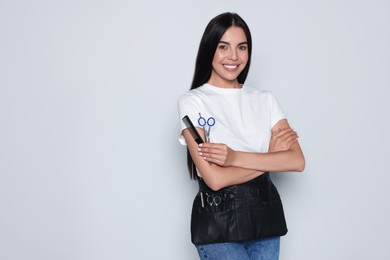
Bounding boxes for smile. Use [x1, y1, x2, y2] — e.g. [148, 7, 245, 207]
[223, 64, 238, 69]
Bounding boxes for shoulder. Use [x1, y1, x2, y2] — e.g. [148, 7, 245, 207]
[243, 86, 276, 99]
[178, 89, 201, 103]
[177, 88, 206, 110]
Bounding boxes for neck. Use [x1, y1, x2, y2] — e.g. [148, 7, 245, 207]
[207, 79, 242, 89]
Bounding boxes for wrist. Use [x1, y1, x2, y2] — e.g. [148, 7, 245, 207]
[230, 150, 240, 167]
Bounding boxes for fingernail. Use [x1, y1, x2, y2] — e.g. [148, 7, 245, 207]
[199, 152, 202, 156]
[199, 143, 203, 147]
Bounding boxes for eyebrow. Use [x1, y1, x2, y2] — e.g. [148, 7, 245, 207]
[219, 41, 248, 45]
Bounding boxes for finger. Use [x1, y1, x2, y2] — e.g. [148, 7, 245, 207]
[199, 144, 227, 153]
[273, 130, 293, 141]
[198, 143, 225, 149]
[199, 151, 214, 158]
[198, 147, 225, 156]
[279, 128, 295, 134]
[271, 128, 280, 135]
[279, 129, 297, 140]
[281, 131, 298, 142]
[198, 143, 212, 148]
[285, 134, 298, 143]
[282, 133, 298, 145]
[202, 154, 225, 166]
[199, 152, 228, 164]
[200, 148, 227, 160]
[272, 128, 293, 138]
[286, 138, 298, 148]
[286, 135, 299, 147]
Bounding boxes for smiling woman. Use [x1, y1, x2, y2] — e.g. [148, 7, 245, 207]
[177, 12, 305, 260]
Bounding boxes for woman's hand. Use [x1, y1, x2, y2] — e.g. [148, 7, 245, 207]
[269, 128, 298, 152]
[198, 143, 236, 167]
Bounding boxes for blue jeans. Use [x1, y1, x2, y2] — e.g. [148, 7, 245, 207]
[196, 236, 280, 260]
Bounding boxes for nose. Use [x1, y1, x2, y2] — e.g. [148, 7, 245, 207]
[228, 48, 238, 61]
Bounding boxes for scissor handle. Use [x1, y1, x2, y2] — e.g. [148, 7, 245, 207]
[198, 116, 207, 127]
[207, 117, 215, 126]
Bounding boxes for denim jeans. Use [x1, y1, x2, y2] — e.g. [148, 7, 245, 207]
[196, 236, 280, 260]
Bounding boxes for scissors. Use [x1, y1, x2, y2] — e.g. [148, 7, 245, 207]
[198, 113, 215, 143]
[205, 193, 222, 207]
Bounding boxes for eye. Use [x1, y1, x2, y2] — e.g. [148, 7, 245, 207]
[218, 44, 228, 50]
[239, 45, 248, 51]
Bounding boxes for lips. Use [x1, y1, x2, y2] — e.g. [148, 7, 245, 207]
[223, 64, 239, 69]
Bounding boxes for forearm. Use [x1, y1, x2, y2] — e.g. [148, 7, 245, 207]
[200, 163, 264, 191]
[232, 145, 305, 172]
[232, 119, 305, 172]
[183, 128, 264, 191]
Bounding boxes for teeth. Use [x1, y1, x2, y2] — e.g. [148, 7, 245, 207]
[224, 65, 238, 69]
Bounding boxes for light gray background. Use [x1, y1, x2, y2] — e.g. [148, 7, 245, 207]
[1, 0, 389, 259]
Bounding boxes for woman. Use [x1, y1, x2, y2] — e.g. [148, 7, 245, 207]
[177, 12, 305, 260]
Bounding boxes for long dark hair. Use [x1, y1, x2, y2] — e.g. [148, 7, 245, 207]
[187, 12, 253, 179]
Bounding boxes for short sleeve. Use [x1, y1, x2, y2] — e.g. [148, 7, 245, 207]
[177, 92, 204, 145]
[267, 91, 286, 128]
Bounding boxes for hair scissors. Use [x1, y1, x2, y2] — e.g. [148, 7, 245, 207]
[205, 193, 222, 207]
[198, 113, 215, 143]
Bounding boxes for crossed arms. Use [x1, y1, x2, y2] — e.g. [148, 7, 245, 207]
[182, 119, 305, 191]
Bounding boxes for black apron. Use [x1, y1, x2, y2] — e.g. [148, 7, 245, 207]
[191, 173, 288, 245]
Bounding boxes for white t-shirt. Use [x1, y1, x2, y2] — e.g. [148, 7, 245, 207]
[177, 83, 286, 153]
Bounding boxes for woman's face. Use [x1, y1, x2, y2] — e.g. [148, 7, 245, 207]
[208, 26, 249, 88]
